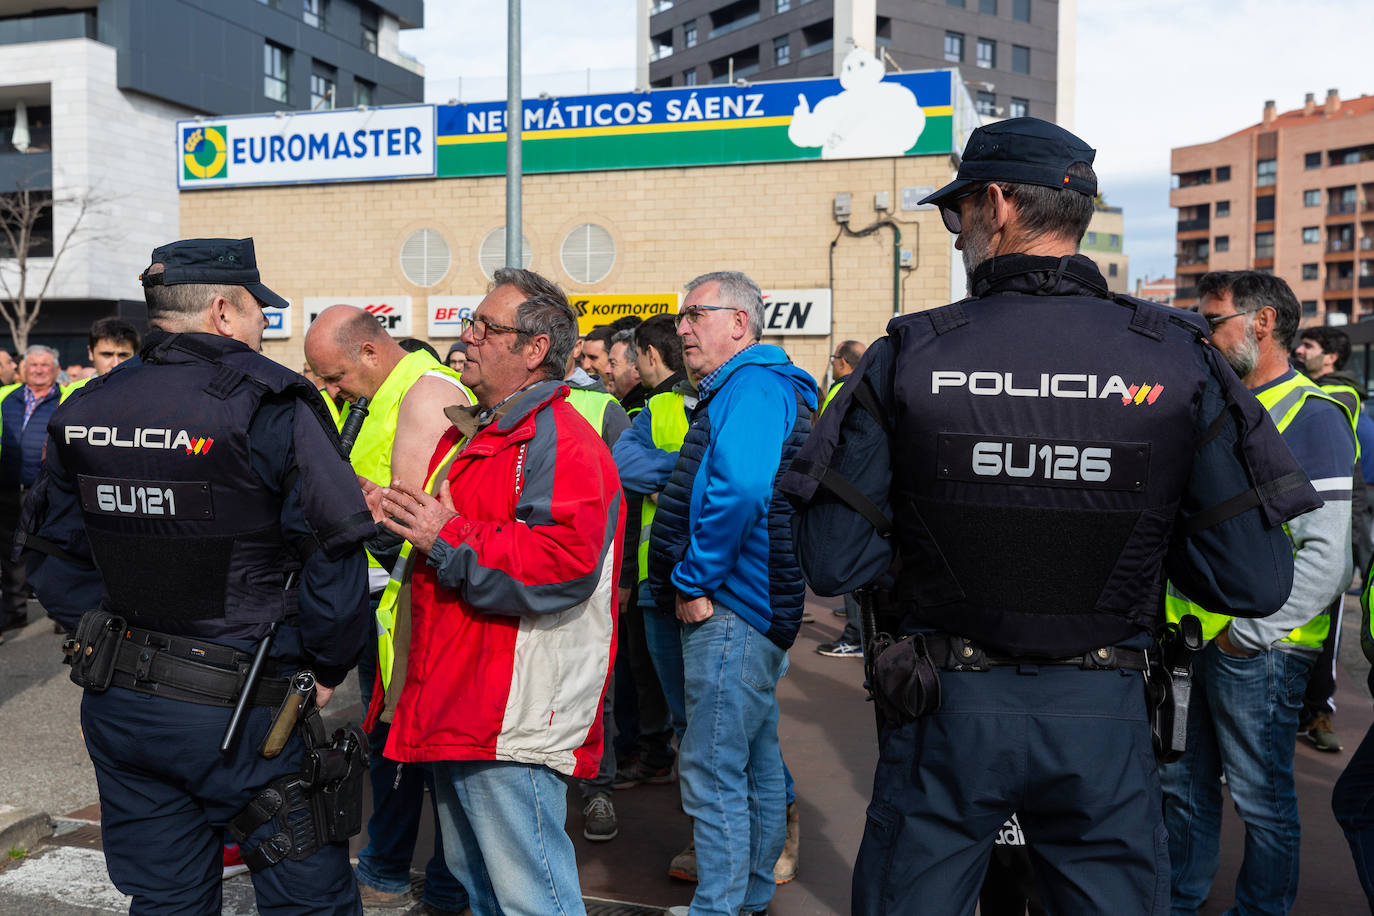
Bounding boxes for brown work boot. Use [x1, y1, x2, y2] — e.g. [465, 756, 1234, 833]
[668, 840, 697, 882]
[356, 879, 413, 908]
[773, 801, 799, 884]
[1305, 714, 1343, 753]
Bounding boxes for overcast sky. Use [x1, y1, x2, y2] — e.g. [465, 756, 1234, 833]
[401, 0, 1371, 287]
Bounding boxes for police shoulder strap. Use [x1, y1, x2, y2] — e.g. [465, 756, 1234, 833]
[790, 372, 893, 537]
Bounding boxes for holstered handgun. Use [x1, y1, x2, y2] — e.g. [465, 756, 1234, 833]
[1147, 613, 1204, 763]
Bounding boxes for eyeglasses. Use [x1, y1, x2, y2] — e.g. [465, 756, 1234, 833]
[676, 304, 739, 325]
[939, 184, 990, 235]
[460, 315, 525, 341]
[1204, 311, 1251, 331]
[830, 353, 845, 360]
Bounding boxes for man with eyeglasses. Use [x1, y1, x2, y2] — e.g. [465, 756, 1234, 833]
[817, 339, 868, 661]
[781, 118, 1318, 915]
[1162, 271, 1355, 914]
[648, 271, 816, 916]
[821, 340, 865, 416]
[367, 267, 623, 916]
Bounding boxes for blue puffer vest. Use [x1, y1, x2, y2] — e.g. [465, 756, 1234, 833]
[1, 384, 61, 487]
[647, 344, 816, 650]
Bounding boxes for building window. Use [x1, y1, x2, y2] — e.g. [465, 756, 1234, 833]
[1302, 263, 1319, 280]
[684, 20, 697, 47]
[354, 78, 374, 107]
[1012, 0, 1030, 22]
[264, 42, 289, 103]
[561, 224, 617, 284]
[1305, 151, 1322, 169]
[1009, 97, 1028, 118]
[310, 63, 336, 110]
[1256, 158, 1276, 187]
[1215, 235, 1230, 253]
[303, 0, 327, 30]
[1011, 45, 1030, 74]
[1300, 299, 1318, 315]
[1303, 226, 1320, 244]
[975, 91, 995, 116]
[1304, 189, 1321, 207]
[774, 35, 791, 66]
[776, 0, 790, 10]
[400, 229, 451, 287]
[1255, 231, 1275, 259]
[684, 68, 697, 86]
[980, 0, 997, 12]
[1255, 195, 1274, 221]
[1085, 232, 1097, 245]
[1109, 234, 1120, 248]
[947, 0, 965, 6]
[1108, 263, 1119, 278]
[944, 32, 964, 63]
[478, 228, 532, 280]
[976, 38, 996, 68]
[1216, 165, 1230, 182]
[360, 4, 378, 53]
[1216, 200, 1230, 218]
[0, 190, 53, 257]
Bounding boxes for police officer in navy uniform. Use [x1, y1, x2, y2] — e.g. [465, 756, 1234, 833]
[780, 119, 1320, 915]
[21, 238, 374, 914]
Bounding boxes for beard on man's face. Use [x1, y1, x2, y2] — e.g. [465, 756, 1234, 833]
[1221, 322, 1260, 380]
[961, 206, 995, 287]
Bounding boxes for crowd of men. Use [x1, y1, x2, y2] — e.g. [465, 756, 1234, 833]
[6, 115, 1374, 916]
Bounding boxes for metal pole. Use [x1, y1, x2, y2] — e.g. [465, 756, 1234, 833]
[505, 0, 522, 268]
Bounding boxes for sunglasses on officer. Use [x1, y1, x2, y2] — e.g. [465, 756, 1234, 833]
[939, 183, 1014, 235]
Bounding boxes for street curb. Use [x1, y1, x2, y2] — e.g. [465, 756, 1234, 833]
[0, 805, 52, 857]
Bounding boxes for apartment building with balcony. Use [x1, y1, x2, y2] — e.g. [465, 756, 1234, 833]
[0, 0, 424, 362]
[1081, 203, 1126, 292]
[637, 0, 1073, 127]
[1170, 90, 1374, 324]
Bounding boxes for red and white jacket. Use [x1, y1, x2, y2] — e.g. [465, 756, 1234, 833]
[384, 379, 624, 778]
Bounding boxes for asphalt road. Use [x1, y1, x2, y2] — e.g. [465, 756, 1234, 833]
[0, 594, 1369, 914]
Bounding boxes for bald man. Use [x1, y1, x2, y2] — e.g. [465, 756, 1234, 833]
[304, 305, 473, 912]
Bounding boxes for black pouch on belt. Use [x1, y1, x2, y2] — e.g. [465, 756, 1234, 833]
[66, 610, 127, 691]
[873, 633, 942, 723]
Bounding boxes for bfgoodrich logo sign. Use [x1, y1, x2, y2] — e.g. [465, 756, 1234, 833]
[177, 105, 436, 190]
[305, 297, 414, 338]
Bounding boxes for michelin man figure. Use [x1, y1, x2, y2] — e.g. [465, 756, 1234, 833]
[788, 47, 925, 159]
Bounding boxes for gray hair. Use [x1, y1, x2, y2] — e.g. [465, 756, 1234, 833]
[489, 268, 578, 379]
[685, 271, 764, 339]
[611, 328, 637, 366]
[24, 344, 59, 365]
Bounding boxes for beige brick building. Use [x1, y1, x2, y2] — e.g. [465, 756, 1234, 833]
[179, 154, 959, 386]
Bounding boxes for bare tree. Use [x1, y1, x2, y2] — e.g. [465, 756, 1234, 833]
[0, 179, 106, 353]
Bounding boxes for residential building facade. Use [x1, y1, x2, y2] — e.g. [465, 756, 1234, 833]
[637, 0, 1072, 126]
[1082, 203, 1126, 292]
[1170, 90, 1374, 322]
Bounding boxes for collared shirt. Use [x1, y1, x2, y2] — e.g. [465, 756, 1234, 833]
[697, 342, 757, 396]
[22, 384, 55, 429]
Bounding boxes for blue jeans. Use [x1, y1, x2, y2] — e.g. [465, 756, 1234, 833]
[645, 603, 796, 805]
[679, 609, 789, 916]
[357, 632, 467, 910]
[433, 761, 586, 916]
[1333, 719, 1374, 909]
[1160, 643, 1314, 916]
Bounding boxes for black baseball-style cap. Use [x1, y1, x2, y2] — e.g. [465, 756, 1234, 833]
[920, 117, 1097, 209]
[139, 237, 288, 310]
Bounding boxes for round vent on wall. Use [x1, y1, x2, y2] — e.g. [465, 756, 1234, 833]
[560, 223, 616, 284]
[478, 228, 533, 280]
[399, 229, 451, 287]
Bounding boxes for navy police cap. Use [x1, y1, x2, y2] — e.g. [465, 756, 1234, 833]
[919, 117, 1097, 208]
[140, 238, 288, 311]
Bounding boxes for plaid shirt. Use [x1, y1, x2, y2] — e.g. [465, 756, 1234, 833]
[697, 342, 758, 397]
[22, 384, 56, 429]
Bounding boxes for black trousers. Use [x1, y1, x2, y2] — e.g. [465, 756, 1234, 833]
[0, 487, 29, 626]
[1301, 595, 1344, 722]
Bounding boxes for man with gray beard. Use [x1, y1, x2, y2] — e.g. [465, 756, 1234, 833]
[1162, 271, 1355, 914]
[782, 119, 1318, 915]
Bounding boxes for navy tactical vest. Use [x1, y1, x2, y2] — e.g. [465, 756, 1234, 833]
[889, 255, 1212, 655]
[51, 332, 329, 640]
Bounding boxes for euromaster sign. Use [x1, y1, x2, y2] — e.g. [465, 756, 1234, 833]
[178, 105, 435, 189]
[174, 58, 963, 188]
[436, 59, 959, 177]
